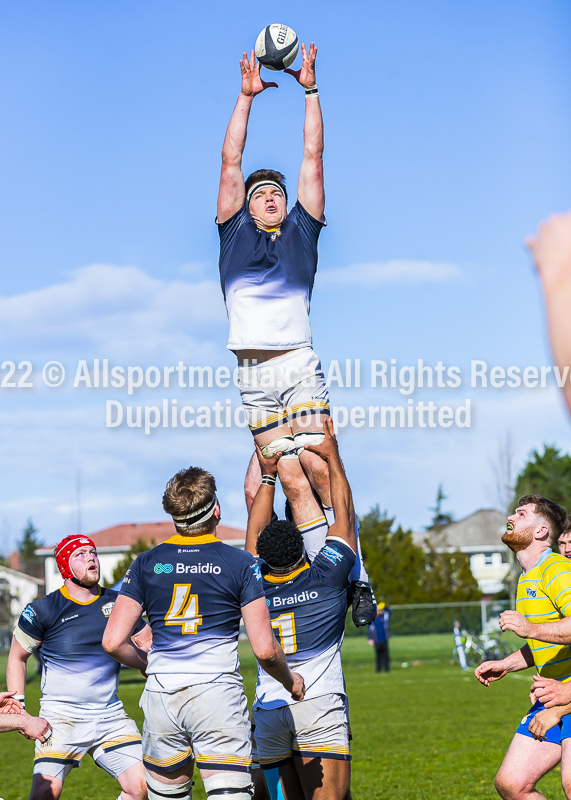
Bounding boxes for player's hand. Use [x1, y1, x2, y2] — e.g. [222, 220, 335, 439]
[529, 707, 562, 742]
[527, 211, 571, 286]
[475, 660, 508, 687]
[255, 443, 281, 476]
[0, 691, 24, 714]
[499, 610, 532, 638]
[531, 675, 571, 708]
[303, 416, 339, 463]
[368, 640, 374, 646]
[284, 42, 317, 89]
[290, 672, 306, 702]
[21, 714, 52, 743]
[240, 50, 278, 97]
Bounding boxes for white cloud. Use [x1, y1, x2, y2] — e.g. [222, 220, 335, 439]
[0, 264, 228, 362]
[319, 259, 463, 287]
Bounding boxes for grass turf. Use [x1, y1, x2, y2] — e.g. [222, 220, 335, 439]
[0, 635, 565, 800]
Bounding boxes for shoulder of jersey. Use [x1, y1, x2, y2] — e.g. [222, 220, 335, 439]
[543, 552, 571, 570]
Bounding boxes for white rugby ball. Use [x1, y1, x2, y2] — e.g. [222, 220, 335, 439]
[255, 24, 299, 71]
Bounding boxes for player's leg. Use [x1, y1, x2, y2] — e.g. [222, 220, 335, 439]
[245, 451, 262, 514]
[139, 688, 195, 799]
[29, 775, 64, 800]
[289, 694, 351, 800]
[495, 733, 561, 799]
[294, 757, 350, 800]
[183, 682, 254, 799]
[89, 713, 146, 800]
[29, 716, 85, 800]
[559, 720, 571, 798]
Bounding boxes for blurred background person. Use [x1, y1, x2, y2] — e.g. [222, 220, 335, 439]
[368, 603, 391, 673]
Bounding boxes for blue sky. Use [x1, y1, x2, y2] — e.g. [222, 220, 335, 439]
[1, 0, 571, 552]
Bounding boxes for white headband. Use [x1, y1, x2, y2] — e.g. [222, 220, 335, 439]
[172, 495, 218, 527]
[246, 181, 286, 204]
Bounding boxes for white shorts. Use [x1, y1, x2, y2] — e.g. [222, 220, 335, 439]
[238, 347, 330, 436]
[33, 712, 142, 782]
[253, 693, 351, 769]
[140, 682, 251, 774]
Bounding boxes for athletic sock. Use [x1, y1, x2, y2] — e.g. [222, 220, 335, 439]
[349, 518, 370, 583]
[322, 504, 335, 527]
[297, 515, 328, 562]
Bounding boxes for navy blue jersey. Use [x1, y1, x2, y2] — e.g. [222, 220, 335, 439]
[17, 586, 145, 719]
[255, 537, 355, 709]
[120, 533, 265, 690]
[217, 202, 325, 350]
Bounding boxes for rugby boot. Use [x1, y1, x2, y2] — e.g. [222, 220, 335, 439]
[351, 580, 377, 627]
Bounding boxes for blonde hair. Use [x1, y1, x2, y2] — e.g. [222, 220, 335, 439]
[163, 467, 217, 535]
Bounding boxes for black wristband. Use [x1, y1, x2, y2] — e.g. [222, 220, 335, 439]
[305, 86, 319, 96]
[261, 475, 276, 486]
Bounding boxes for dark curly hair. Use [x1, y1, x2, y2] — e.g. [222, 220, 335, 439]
[256, 519, 304, 570]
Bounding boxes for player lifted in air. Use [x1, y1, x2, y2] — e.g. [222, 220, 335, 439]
[474, 496, 571, 800]
[246, 418, 355, 800]
[6, 534, 151, 800]
[103, 467, 305, 800]
[217, 41, 375, 626]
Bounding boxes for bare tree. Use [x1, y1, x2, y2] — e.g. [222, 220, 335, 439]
[486, 432, 519, 607]
[487, 432, 517, 514]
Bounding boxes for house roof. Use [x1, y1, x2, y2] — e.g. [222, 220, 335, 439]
[37, 521, 246, 555]
[412, 509, 507, 550]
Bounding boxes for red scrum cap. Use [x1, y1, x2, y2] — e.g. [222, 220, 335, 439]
[54, 535, 97, 580]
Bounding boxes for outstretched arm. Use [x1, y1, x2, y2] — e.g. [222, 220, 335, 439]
[245, 446, 282, 555]
[303, 417, 356, 551]
[285, 42, 324, 221]
[217, 51, 278, 224]
[527, 211, 571, 415]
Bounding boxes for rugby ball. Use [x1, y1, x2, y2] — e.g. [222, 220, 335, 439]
[255, 24, 299, 71]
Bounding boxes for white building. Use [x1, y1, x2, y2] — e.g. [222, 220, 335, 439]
[0, 565, 45, 620]
[37, 521, 246, 595]
[413, 509, 510, 595]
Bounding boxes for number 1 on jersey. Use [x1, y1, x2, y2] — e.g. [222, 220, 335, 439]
[271, 613, 297, 655]
[165, 584, 202, 634]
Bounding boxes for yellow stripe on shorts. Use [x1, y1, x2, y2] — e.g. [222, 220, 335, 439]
[143, 748, 193, 767]
[101, 735, 142, 750]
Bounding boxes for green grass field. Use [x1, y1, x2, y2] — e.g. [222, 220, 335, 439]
[0, 635, 565, 800]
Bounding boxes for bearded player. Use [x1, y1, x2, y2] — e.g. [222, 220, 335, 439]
[6, 535, 151, 800]
[474, 496, 571, 800]
[217, 43, 375, 626]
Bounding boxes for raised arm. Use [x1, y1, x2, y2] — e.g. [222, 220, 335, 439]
[245, 446, 282, 555]
[217, 51, 278, 224]
[303, 417, 356, 551]
[285, 42, 324, 221]
[527, 211, 571, 415]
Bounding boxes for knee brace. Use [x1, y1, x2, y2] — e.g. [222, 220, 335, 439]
[293, 431, 325, 452]
[203, 772, 254, 799]
[145, 770, 193, 800]
[260, 436, 298, 460]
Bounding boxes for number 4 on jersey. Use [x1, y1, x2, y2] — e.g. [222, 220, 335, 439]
[271, 612, 297, 654]
[165, 584, 202, 634]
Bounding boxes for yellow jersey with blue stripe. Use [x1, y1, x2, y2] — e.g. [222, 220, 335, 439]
[517, 549, 571, 682]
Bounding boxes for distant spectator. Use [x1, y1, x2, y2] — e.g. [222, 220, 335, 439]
[368, 602, 391, 673]
[557, 517, 571, 559]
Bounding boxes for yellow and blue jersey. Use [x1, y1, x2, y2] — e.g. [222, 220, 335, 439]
[120, 534, 265, 692]
[517, 549, 571, 682]
[18, 586, 145, 719]
[254, 537, 356, 710]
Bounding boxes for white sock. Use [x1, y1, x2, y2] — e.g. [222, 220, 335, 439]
[297, 515, 328, 562]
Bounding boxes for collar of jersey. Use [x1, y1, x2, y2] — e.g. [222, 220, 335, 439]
[529, 547, 553, 572]
[262, 227, 280, 233]
[264, 563, 310, 584]
[59, 585, 101, 605]
[165, 534, 220, 546]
